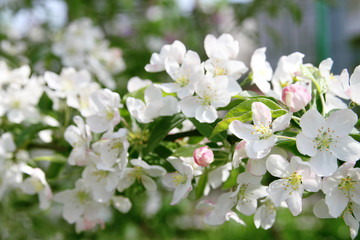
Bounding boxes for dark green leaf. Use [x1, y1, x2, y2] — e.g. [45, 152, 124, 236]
[144, 114, 185, 155]
[190, 118, 227, 142]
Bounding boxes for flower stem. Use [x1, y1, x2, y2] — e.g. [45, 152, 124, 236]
[275, 135, 296, 141]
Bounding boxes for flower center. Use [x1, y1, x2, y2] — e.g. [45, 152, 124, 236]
[286, 172, 302, 190]
[172, 172, 187, 186]
[30, 178, 45, 192]
[175, 75, 190, 87]
[264, 200, 276, 213]
[252, 122, 273, 140]
[215, 66, 225, 76]
[106, 109, 115, 120]
[76, 190, 91, 204]
[91, 170, 109, 182]
[313, 127, 338, 152]
[338, 176, 357, 193]
[238, 183, 248, 200]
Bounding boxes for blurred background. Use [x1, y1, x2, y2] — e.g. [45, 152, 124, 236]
[0, 0, 358, 239]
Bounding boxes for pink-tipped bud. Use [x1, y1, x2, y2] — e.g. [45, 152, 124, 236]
[193, 146, 214, 167]
[282, 84, 311, 112]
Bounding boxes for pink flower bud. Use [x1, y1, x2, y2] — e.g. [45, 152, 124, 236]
[193, 146, 214, 167]
[282, 84, 311, 112]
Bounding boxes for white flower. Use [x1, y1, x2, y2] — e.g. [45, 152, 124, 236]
[254, 198, 277, 230]
[91, 128, 129, 171]
[179, 75, 232, 123]
[112, 196, 132, 213]
[204, 162, 232, 196]
[266, 155, 320, 216]
[162, 157, 193, 205]
[127, 76, 152, 93]
[196, 199, 245, 226]
[233, 172, 268, 216]
[86, 89, 121, 133]
[296, 109, 360, 176]
[248, 147, 288, 176]
[161, 50, 203, 99]
[229, 102, 292, 159]
[44, 68, 92, 109]
[339, 65, 360, 105]
[271, 52, 305, 99]
[313, 198, 360, 240]
[64, 116, 92, 166]
[322, 162, 360, 218]
[250, 47, 273, 93]
[117, 158, 166, 192]
[82, 164, 120, 202]
[54, 179, 96, 224]
[145, 40, 186, 72]
[204, 34, 247, 95]
[20, 165, 52, 209]
[126, 84, 179, 123]
[204, 33, 239, 61]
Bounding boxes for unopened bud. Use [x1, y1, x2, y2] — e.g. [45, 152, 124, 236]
[282, 84, 311, 112]
[193, 146, 214, 167]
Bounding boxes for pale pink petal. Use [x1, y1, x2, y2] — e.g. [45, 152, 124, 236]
[252, 102, 272, 127]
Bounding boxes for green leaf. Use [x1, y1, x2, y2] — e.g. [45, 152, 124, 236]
[196, 173, 208, 199]
[350, 134, 360, 142]
[173, 145, 201, 158]
[210, 98, 287, 139]
[275, 140, 308, 159]
[190, 118, 227, 142]
[144, 114, 185, 155]
[222, 169, 239, 190]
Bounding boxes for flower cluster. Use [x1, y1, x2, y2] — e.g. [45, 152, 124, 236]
[2, 30, 360, 239]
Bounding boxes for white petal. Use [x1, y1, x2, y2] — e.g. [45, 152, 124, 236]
[268, 179, 291, 206]
[141, 175, 157, 191]
[272, 112, 292, 132]
[313, 199, 333, 219]
[112, 196, 132, 213]
[286, 190, 303, 216]
[296, 132, 317, 156]
[195, 105, 217, 123]
[300, 109, 326, 138]
[326, 109, 357, 137]
[310, 150, 338, 177]
[325, 189, 348, 218]
[266, 154, 290, 178]
[229, 121, 258, 140]
[247, 158, 267, 176]
[252, 102, 272, 127]
[332, 135, 360, 162]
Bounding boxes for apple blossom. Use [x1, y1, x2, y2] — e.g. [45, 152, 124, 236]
[193, 146, 214, 167]
[145, 40, 186, 72]
[162, 157, 193, 205]
[296, 109, 360, 176]
[179, 75, 232, 123]
[282, 84, 311, 112]
[117, 158, 166, 192]
[266, 155, 320, 216]
[229, 102, 292, 159]
[86, 89, 121, 133]
[250, 47, 273, 93]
